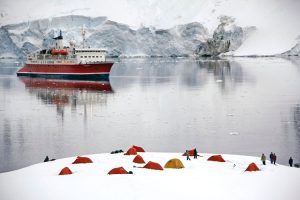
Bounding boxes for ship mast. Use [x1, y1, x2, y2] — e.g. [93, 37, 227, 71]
[81, 27, 86, 48]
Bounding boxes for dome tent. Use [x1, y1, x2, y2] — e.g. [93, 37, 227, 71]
[143, 161, 163, 170]
[59, 167, 73, 175]
[124, 147, 137, 155]
[133, 155, 146, 164]
[245, 163, 260, 172]
[207, 155, 226, 162]
[108, 167, 129, 175]
[132, 145, 145, 152]
[72, 156, 93, 164]
[182, 148, 196, 156]
[164, 158, 185, 169]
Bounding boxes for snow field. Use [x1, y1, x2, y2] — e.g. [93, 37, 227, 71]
[0, 152, 299, 200]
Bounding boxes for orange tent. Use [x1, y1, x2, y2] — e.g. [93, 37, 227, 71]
[143, 161, 163, 170]
[182, 148, 196, 156]
[245, 163, 260, 172]
[164, 158, 185, 169]
[132, 145, 145, 152]
[124, 147, 137, 155]
[207, 155, 226, 162]
[59, 167, 72, 175]
[72, 156, 93, 164]
[108, 167, 129, 175]
[133, 155, 146, 164]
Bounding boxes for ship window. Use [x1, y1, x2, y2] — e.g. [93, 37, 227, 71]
[92, 56, 95, 58]
[81, 56, 83, 58]
[96, 56, 98, 58]
[84, 56, 87, 58]
[88, 56, 91, 58]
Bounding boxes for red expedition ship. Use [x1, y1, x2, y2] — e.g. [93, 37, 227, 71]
[17, 30, 114, 80]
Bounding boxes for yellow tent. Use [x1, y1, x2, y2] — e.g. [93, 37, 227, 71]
[164, 158, 185, 169]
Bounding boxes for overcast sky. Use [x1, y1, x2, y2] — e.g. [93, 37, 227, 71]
[0, 0, 299, 29]
[0, 0, 205, 28]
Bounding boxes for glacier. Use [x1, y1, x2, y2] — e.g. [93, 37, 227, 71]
[0, 15, 256, 58]
[0, 0, 299, 57]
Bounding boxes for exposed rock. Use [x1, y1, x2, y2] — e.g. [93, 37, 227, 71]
[21, 42, 39, 55]
[194, 16, 256, 57]
[195, 39, 230, 57]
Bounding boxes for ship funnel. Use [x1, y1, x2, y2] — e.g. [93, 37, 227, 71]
[53, 30, 63, 40]
[53, 30, 64, 49]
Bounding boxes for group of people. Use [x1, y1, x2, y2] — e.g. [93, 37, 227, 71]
[184, 149, 294, 167]
[185, 149, 198, 160]
[261, 152, 294, 167]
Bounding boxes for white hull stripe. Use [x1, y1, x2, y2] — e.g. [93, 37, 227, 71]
[17, 72, 109, 75]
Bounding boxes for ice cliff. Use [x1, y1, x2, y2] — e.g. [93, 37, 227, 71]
[0, 15, 296, 58]
[0, 15, 211, 58]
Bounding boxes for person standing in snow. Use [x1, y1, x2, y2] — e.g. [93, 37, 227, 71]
[289, 157, 293, 167]
[186, 150, 191, 161]
[194, 149, 198, 159]
[44, 156, 49, 162]
[261, 153, 266, 165]
[269, 152, 274, 164]
[273, 153, 277, 165]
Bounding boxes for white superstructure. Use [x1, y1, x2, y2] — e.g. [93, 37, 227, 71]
[75, 49, 107, 63]
[25, 30, 109, 65]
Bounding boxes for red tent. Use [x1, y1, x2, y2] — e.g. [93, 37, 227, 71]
[59, 167, 72, 175]
[108, 167, 129, 175]
[124, 147, 137, 155]
[143, 161, 163, 170]
[132, 145, 145, 152]
[133, 155, 146, 164]
[245, 163, 260, 172]
[207, 155, 226, 162]
[72, 156, 93, 164]
[182, 148, 196, 156]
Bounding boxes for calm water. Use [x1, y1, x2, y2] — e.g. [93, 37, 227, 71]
[1, 57, 300, 172]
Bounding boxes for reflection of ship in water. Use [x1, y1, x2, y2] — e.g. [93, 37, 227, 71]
[19, 77, 113, 117]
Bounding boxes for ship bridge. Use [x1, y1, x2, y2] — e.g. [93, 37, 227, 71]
[75, 48, 107, 63]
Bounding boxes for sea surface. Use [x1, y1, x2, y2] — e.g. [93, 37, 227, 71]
[1, 57, 300, 172]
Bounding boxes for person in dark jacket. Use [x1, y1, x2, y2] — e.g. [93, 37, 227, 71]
[269, 152, 274, 164]
[289, 157, 293, 167]
[273, 153, 277, 165]
[194, 148, 198, 159]
[261, 153, 266, 165]
[44, 156, 49, 162]
[186, 150, 191, 161]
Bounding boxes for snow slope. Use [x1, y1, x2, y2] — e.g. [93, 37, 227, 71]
[0, 152, 299, 200]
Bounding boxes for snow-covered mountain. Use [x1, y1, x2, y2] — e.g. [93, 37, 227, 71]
[282, 36, 300, 56]
[0, 0, 299, 56]
[0, 15, 255, 58]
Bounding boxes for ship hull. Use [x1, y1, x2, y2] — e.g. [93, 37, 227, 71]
[16, 63, 113, 80]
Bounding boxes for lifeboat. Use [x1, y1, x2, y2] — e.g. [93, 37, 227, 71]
[51, 48, 68, 55]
